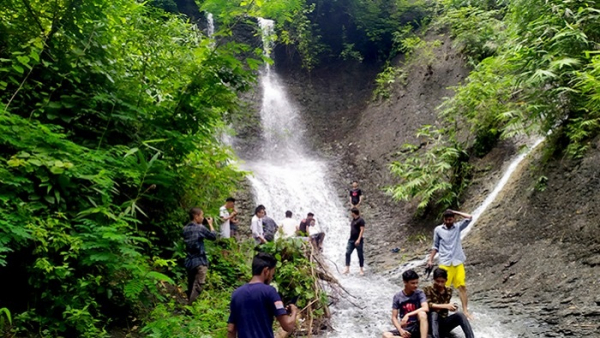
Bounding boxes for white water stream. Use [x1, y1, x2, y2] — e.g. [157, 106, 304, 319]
[243, 18, 539, 338]
[206, 12, 215, 38]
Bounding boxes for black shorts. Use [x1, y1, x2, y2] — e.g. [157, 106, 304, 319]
[387, 322, 420, 336]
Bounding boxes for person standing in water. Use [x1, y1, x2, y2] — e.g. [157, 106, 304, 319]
[427, 209, 474, 320]
[349, 180, 363, 209]
[343, 208, 365, 275]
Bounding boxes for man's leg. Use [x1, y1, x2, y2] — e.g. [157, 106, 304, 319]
[344, 240, 355, 274]
[186, 267, 195, 300]
[440, 313, 474, 338]
[356, 238, 365, 275]
[454, 264, 472, 320]
[429, 312, 442, 338]
[188, 265, 208, 305]
[417, 312, 428, 338]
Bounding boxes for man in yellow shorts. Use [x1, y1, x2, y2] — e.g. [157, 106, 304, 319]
[427, 209, 473, 320]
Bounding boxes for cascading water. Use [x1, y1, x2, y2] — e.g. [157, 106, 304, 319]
[206, 12, 215, 38]
[245, 18, 535, 338]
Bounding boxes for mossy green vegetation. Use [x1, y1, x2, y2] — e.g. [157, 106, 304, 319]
[388, 0, 600, 214]
[0, 0, 330, 336]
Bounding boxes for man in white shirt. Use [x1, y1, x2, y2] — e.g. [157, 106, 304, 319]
[308, 218, 325, 251]
[219, 197, 237, 239]
[279, 210, 298, 238]
[251, 205, 267, 244]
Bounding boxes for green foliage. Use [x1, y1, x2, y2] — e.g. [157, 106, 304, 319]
[373, 64, 406, 100]
[0, 307, 11, 334]
[202, 0, 325, 71]
[141, 238, 327, 337]
[373, 24, 441, 102]
[389, 0, 600, 212]
[0, 0, 254, 335]
[387, 126, 471, 213]
[260, 239, 327, 310]
[436, 2, 505, 64]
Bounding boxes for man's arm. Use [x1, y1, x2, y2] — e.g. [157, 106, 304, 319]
[358, 191, 364, 205]
[401, 302, 429, 326]
[355, 225, 365, 245]
[427, 229, 439, 266]
[226, 323, 236, 338]
[391, 309, 404, 332]
[200, 218, 217, 240]
[220, 210, 237, 221]
[276, 304, 298, 332]
[450, 209, 472, 219]
[430, 302, 456, 311]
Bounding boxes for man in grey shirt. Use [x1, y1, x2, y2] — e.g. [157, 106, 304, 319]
[427, 209, 473, 320]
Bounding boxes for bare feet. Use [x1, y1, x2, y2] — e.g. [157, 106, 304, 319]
[359, 269, 365, 276]
[464, 311, 474, 321]
[343, 267, 349, 275]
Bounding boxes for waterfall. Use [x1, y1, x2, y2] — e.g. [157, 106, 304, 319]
[206, 12, 215, 38]
[245, 18, 529, 338]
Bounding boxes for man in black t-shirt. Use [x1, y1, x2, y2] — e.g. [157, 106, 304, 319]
[349, 181, 363, 208]
[297, 212, 314, 236]
[343, 208, 365, 275]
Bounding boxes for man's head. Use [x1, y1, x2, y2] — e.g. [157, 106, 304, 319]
[442, 209, 455, 227]
[350, 207, 360, 219]
[189, 207, 204, 223]
[225, 197, 236, 209]
[432, 268, 448, 290]
[402, 269, 420, 293]
[255, 205, 266, 217]
[285, 210, 293, 218]
[252, 252, 277, 284]
[307, 212, 314, 221]
[352, 181, 358, 189]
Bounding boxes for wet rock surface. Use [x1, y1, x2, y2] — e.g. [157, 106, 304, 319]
[464, 139, 600, 337]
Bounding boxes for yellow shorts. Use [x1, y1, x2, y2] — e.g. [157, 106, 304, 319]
[439, 264, 466, 288]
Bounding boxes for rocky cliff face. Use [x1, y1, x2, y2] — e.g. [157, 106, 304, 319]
[465, 140, 600, 337]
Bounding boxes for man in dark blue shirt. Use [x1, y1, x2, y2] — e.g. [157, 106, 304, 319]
[182, 207, 217, 305]
[227, 253, 298, 338]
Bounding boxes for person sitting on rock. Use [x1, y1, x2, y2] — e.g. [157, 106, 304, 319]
[297, 212, 314, 237]
[383, 269, 429, 338]
[308, 218, 325, 252]
[423, 268, 475, 338]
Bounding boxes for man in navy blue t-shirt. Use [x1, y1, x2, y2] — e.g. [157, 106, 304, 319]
[227, 253, 298, 338]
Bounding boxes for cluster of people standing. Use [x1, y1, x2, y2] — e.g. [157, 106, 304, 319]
[181, 180, 477, 338]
